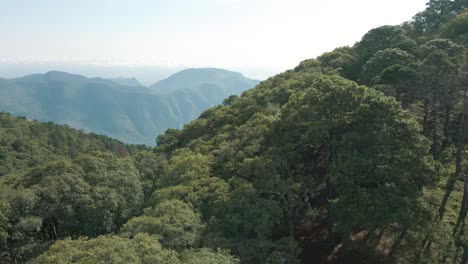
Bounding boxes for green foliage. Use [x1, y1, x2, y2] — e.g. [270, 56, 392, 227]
[151, 176, 229, 221]
[317, 47, 360, 80]
[354, 25, 417, 65]
[73, 153, 143, 233]
[35, 234, 238, 264]
[441, 11, 468, 41]
[121, 199, 203, 250]
[147, 71, 438, 262]
[0, 112, 123, 177]
[0, 114, 151, 263]
[360, 48, 416, 84]
[180, 248, 239, 264]
[132, 151, 163, 202]
[293, 59, 322, 74]
[413, 0, 467, 35]
[277, 75, 436, 235]
[0, 201, 10, 246]
[34, 234, 179, 264]
[157, 150, 213, 187]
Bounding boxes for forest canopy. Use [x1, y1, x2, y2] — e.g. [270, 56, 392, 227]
[1, 0, 468, 263]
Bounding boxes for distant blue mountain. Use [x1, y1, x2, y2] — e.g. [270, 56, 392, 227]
[150, 68, 259, 94]
[108, 77, 143, 87]
[0, 69, 259, 145]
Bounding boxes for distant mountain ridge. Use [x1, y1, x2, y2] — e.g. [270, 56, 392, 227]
[150, 68, 259, 94]
[0, 68, 259, 145]
[108, 77, 143, 87]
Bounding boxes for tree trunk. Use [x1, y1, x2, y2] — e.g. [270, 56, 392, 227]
[52, 223, 58, 240]
[326, 142, 335, 245]
[441, 104, 451, 152]
[423, 99, 430, 137]
[438, 170, 460, 220]
[439, 99, 465, 220]
[377, 226, 386, 243]
[430, 87, 441, 158]
[388, 228, 407, 257]
[364, 226, 377, 242]
[453, 87, 467, 233]
[326, 177, 334, 245]
[452, 245, 462, 264]
[7, 246, 17, 264]
[340, 233, 352, 256]
[286, 188, 294, 238]
[462, 245, 468, 264]
[454, 170, 467, 236]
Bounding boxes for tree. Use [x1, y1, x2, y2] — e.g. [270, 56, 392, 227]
[441, 11, 468, 42]
[360, 48, 416, 85]
[418, 39, 465, 158]
[151, 176, 229, 221]
[132, 151, 163, 203]
[354, 26, 417, 66]
[0, 186, 42, 263]
[74, 152, 143, 234]
[317, 47, 360, 80]
[180, 248, 239, 264]
[204, 178, 284, 262]
[34, 234, 180, 264]
[377, 64, 420, 106]
[0, 201, 10, 250]
[293, 59, 322, 74]
[156, 150, 213, 188]
[453, 72, 468, 238]
[413, 1, 449, 33]
[121, 199, 203, 250]
[276, 74, 436, 251]
[413, 0, 466, 35]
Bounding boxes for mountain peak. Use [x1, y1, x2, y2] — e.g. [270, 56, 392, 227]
[167, 68, 245, 79]
[44, 71, 86, 80]
[149, 68, 258, 94]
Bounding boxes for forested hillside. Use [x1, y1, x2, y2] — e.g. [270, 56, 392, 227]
[0, 69, 259, 145]
[0, 0, 467, 263]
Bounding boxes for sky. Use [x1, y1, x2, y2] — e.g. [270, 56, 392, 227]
[0, 0, 429, 83]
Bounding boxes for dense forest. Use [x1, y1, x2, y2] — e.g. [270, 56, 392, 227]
[1, 0, 468, 263]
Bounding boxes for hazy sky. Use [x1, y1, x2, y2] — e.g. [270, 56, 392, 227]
[1, 0, 428, 80]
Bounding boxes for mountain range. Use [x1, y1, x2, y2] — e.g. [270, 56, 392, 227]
[0, 68, 259, 145]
